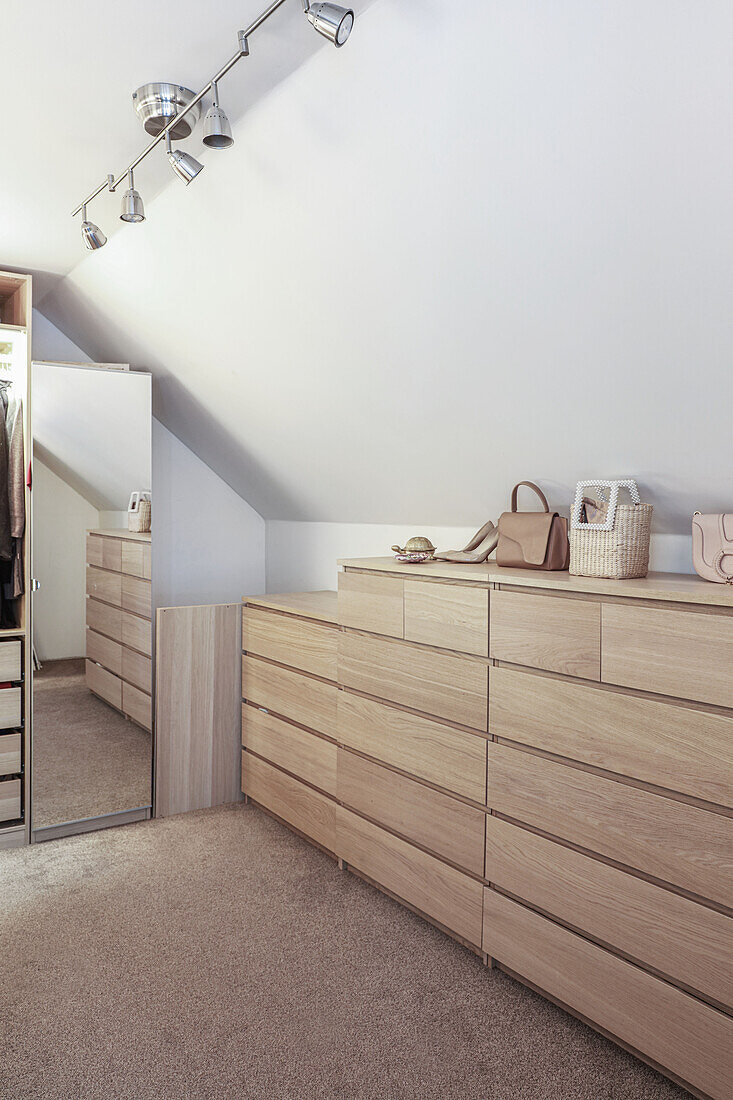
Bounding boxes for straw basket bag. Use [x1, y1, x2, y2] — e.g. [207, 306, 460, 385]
[128, 491, 152, 533]
[570, 479, 652, 579]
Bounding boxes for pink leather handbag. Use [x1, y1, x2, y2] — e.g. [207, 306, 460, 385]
[692, 513, 733, 583]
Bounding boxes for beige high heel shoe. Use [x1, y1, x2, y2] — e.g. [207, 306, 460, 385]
[433, 521, 499, 563]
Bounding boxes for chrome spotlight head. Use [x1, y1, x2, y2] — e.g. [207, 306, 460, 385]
[307, 2, 354, 46]
[120, 170, 145, 223]
[167, 148, 204, 185]
[81, 205, 107, 250]
[203, 83, 233, 150]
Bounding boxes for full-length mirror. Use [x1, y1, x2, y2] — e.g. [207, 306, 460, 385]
[31, 363, 152, 838]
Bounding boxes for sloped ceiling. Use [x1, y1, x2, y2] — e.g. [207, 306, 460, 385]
[33, 0, 733, 529]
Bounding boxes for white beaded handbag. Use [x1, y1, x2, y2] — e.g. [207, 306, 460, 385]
[569, 479, 652, 579]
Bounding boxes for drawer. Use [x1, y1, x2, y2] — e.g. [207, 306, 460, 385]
[121, 610, 151, 656]
[603, 603, 733, 709]
[0, 640, 21, 681]
[490, 666, 733, 809]
[86, 628, 122, 677]
[0, 732, 21, 775]
[338, 571, 404, 638]
[485, 815, 733, 1009]
[242, 605, 337, 681]
[338, 749, 485, 875]
[242, 656, 338, 739]
[488, 743, 733, 907]
[242, 752, 336, 852]
[338, 632, 487, 730]
[122, 575, 151, 618]
[483, 890, 733, 1100]
[86, 659, 122, 710]
[122, 648, 152, 694]
[338, 805, 483, 946]
[87, 598, 122, 643]
[86, 565, 122, 607]
[490, 589, 600, 680]
[121, 540, 151, 579]
[0, 777, 20, 822]
[87, 534, 121, 572]
[404, 580, 488, 656]
[0, 688, 21, 730]
[242, 704, 337, 796]
[123, 682, 152, 731]
[338, 691, 487, 803]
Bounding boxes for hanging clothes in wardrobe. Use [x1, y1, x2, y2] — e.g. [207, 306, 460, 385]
[0, 379, 24, 626]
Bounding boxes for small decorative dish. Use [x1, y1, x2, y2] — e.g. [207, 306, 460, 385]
[391, 536, 436, 563]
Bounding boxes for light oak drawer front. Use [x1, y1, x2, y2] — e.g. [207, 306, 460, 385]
[404, 581, 488, 656]
[87, 534, 122, 572]
[603, 603, 733, 709]
[338, 805, 483, 946]
[86, 629, 122, 677]
[0, 640, 21, 681]
[338, 572, 404, 638]
[338, 691, 487, 803]
[242, 606, 337, 681]
[121, 610, 151, 656]
[86, 565, 122, 607]
[0, 688, 21, 730]
[122, 575, 151, 618]
[339, 632, 487, 731]
[485, 815, 733, 1008]
[0, 732, 21, 775]
[87, 598, 122, 643]
[122, 648, 152, 694]
[243, 752, 336, 852]
[123, 682, 152, 731]
[86, 533, 104, 568]
[338, 749, 485, 875]
[488, 743, 733, 907]
[483, 890, 733, 1100]
[242, 705, 337, 796]
[0, 778, 20, 822]
[121, 540, 151, 579]
[490, 589, 600, 680]
[490, 665, 733, 809]
[242, 656, 338, 739]
[86, 659, 122, 710]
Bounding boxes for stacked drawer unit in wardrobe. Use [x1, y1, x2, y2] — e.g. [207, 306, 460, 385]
[0, 638, 23, 827]
[85, 529, 152, 731]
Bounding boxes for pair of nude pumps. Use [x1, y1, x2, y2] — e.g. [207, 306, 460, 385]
[433, 520, 499, 564]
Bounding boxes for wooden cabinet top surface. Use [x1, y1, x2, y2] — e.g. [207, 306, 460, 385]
[89, 529, 151, 544]
[243, 590, 338, 624]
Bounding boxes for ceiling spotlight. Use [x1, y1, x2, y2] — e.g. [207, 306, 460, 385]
[203, 80, 234, 149]
[165, 131, 204, 185]
[120, 169, 146, 223]
[306, 2, 354, 47]
[81, 204, 107, 250]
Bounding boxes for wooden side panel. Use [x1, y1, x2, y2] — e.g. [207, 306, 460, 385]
[86, 598, 122, 643]
[338, 632, 487, 730]
[85, 659, 122, 710]
[338, 749, 485, 875]
[122, 648, 152, 694]
[242, 705, 337, 796]
[338, 805, 483, 946]
[490, 665, 733, 809]
[404, 580, 488, 656]
[603, 603, 733, 709]
[338, 571, 404, 638]
[490, 589, 601, 680]
[122, 575, 151, 618]
[242, 606, 337, 681]
[86, 565, 122, 607]
[156, 604, 242, 817]
[485, 815, 733, 1008]
[242, 656, 338, 739]
[0, 733, 21, 775]
[0, 641, 21, 682]
[86, 629, 122, 677]
[121, 610, 151, 656]
[243, 752, 336, 852]
[338, 691, 487, 803]
[488, 743, 733, 907]
[483, 890, 733, 1100]
[0, 778, 20, 822]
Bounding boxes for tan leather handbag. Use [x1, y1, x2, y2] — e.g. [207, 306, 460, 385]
[497, 482, 570, 571]
[692, 513, 733, 583]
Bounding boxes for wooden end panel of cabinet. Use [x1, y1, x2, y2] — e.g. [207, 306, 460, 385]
[86, 629, 122, 677]
[338, 572, 404, 638]
[0, 778, 21, 822]
[0, 733, 21, 776]
[490, 665, 733, 809]
[338, 632, 488, 731]
[243, 752, 336, 852]
[242, 605, 337, 681]
[603, 603, 733, 709]
[121, 610, 151, 656]
[483, 889, 733, 1100]
[87, 598, 122, 644]
[338, 749, 485, 875]
[488, 743, 733, 908]
[86, 565, 122, 607]
[123, 682, 152, 731]
[490, 589, 600, 680]
[338, 805, 483, 946]
[122, 648, 152, 694]
[122, 575, 151, 618]
[485, 815, 733, 1009]
[242, 656, 338, 739]
[242, 705, 337, 796]
[86, 659, 122, 710]
[0, 640, 21, 681]
[404, 580, 488, 656]
[338, 691, 487, 803]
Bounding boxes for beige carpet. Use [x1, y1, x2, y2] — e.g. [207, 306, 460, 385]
[0, 802, 688, 1100]
[33, 658, 151, 827]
